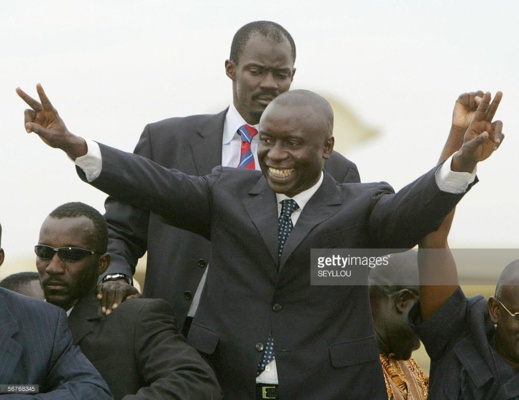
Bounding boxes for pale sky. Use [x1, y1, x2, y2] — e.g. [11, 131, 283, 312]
[2, 0, 518, 278]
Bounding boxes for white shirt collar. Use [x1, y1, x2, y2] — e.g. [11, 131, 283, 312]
[275, 171, 324, 212]
[222, 103, 259, 145]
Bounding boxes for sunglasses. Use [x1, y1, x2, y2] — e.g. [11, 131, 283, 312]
[495, 298, 519, 322]
[34, 244, 99, 262]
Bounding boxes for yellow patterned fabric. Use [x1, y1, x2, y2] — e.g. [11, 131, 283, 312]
[379, 354, 429, 400]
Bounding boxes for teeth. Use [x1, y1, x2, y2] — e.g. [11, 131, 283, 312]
[269, 168, 294, 178]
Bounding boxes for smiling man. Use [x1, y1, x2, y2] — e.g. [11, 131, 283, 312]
[17, 85, 503, 399]
[98, 21, 360, 337]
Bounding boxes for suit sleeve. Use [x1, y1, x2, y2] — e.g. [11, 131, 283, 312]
[368, 164, 469, 248]
[82, 143, 213, 239]
[2, 310, 113, 400]
[102, 125, 154, 279]
[124, 300, 222, 400]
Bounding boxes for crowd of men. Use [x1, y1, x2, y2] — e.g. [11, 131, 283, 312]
[1, 20, 516, 400]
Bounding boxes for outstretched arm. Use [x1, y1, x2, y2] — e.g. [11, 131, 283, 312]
[16, 84, 87, 159]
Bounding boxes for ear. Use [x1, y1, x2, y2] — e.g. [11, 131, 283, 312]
[394, 289, 418, 314]
[0, 248, 4, 267]
[488, 296, 500, 324]
[225, 59, 236, 81]
[97, 253, 111, 276]
[323, 136, 334, 160]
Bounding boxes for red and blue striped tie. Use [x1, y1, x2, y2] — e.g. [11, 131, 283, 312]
[238, 125, 258, 169]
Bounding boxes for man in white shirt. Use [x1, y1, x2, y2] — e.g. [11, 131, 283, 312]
[16, 85, 503, 399]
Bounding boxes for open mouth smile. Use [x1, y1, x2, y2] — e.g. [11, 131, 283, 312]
[269, 167, 294, 179]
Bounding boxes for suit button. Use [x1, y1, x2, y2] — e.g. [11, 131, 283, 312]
[184, 291, 193, 300]
[197, 259, 207, 268]
[256, 343, 264, 352]
[272, 303, 282, 312]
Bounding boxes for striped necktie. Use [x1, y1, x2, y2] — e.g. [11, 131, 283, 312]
[238, 124, 258, 169]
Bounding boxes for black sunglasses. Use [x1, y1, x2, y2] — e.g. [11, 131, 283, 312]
[34, 244, 100, 262]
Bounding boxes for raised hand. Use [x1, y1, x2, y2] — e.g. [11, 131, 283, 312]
[452, 91, 485, 130]
[451, 91, 504, 172]
[16, 84, 87, 159]
[439, 91, 482, 163]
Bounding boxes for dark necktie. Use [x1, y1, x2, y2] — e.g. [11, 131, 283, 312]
[237, 124, 258, 169]
[277, 199, 299, 261]
[257, 199, 299, 376]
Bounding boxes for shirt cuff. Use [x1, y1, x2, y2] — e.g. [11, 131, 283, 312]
[435, 153, 477, 194]
[75, 139, 102, 182]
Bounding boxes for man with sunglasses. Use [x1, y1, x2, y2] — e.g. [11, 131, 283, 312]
[0, 225, 114, 399]
[35, 202, 222, 400]
[412, 212, 519, 398]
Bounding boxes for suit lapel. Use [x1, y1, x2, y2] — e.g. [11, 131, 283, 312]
[280, 173, 343, 268]
[243, 176, 279, 270]
[243, 173, 344, 272]
[0, 292, 23, 381]
[191, 109, 227, 175]
[68, 294, 104, 345]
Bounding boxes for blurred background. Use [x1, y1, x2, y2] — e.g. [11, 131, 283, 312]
[2, 2, 518, 369]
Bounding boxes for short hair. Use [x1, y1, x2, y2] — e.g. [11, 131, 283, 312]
[0, 271, 40, 292]
[48, 202, 108, 253]
[495, 259, 519, 299]
[369, 250, 420, 298]
[230, 21, 296, 65]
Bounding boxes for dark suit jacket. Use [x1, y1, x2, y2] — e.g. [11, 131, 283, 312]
[103, 110, 360, 332]
[0, 288, 113, 399]
[84, 143, 468, 399]
[410, 287, 519, 400]
[68, 294, 222, 400]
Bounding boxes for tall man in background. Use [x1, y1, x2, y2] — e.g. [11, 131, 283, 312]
[98, 21, 360, 334]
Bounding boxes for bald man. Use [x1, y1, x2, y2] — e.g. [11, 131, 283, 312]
[18, 85, 503, 399]
[412, 225, 519, 398]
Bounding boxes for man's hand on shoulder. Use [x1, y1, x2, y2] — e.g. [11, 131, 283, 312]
[96, 280, 141, 315]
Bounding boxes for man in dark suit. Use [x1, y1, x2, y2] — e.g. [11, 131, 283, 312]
[17, 85, 503, 399]
[412, 187, 519, 399]
[35, 202, 222, 400]
[97, 21, 360, 334]
[0, 225, 113, 399]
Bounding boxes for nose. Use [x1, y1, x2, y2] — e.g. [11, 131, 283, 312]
[260, 71, 278, 91]
[45, 253, 66, 275]
[267, 142, 288, 163]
